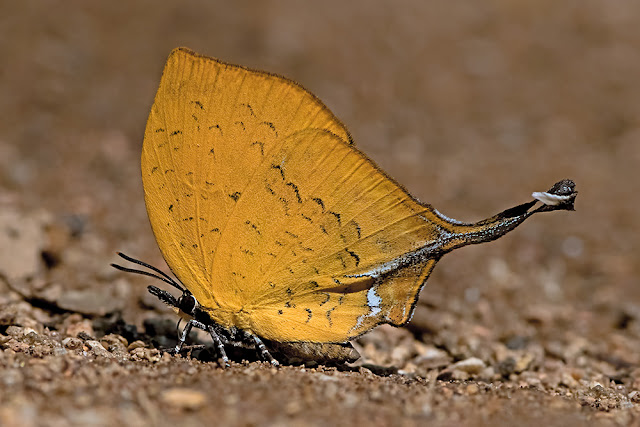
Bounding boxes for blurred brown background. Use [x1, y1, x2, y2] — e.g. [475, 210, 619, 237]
[1, 1, 640, 424]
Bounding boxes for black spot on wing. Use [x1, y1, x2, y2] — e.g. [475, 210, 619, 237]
[208, 124, 223, 135]
[229, 191, 241, 202]
[305, 308, 312, 323]
[326, 307, 335, 326]
[261, 121, 278, 137]
[271, 164, 285, 180]
[312, 197, 325, 212]
[241, 248, 254, 256]
[345, 249, 360, 266]
[286, 182, 302, 203]
[245, 220, 261, 235]
[349, 220, 362, 239]
[328, 211, 341, 225]
[241, 103, 255, 117]
[192, 100, 205, 110]
[319, 293, 330, 306]
[337, 253, 347, 268]
[251, 141, 265, 156]
[170, 130, 182, 136]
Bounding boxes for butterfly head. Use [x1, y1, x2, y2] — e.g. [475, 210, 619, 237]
[176, 290, 198, 318]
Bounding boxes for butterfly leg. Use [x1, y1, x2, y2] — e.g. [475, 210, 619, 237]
[175, 319, 230, 367]
[239, 331, 279, 366]
[206, 324, 230, 367]
[172, 319, 196, 354]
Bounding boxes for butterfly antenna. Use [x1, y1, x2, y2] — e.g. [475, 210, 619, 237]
[111, 252, 185, 292]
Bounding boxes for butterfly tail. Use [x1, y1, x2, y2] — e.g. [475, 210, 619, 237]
[432, 179, 577, 253]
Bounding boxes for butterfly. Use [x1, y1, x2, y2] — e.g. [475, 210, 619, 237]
[113, 48, 577, 366]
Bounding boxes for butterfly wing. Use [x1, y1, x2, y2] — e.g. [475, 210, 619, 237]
[142, 48, 352, 313]
[218, 128, 442, 342]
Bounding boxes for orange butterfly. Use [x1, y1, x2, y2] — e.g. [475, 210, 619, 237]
[113, 48, 577, 366]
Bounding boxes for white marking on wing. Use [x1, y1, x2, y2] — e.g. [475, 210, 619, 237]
[351, 286, 382, 333]
[532, 191, 573, 206]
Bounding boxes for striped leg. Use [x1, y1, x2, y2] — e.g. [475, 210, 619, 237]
[240, 331, 279, 366]
[172, 319, 230, 368]
[173, 319, 195, 354]
[206, 324, 230, 367]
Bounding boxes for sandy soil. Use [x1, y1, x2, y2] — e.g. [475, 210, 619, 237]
[1, 1, 639, 426]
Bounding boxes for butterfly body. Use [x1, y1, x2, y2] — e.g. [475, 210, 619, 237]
[121, 48, 577, 364]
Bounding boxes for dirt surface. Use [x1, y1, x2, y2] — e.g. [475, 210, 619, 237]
[1, 1, 639, 426]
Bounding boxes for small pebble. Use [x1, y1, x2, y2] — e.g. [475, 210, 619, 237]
[466, 383, 480, 395]
[130, 347, 161, 362]
[127, 340, 147, 351]
[84, 340, 114, 358]
[450, 357, 486, 374]
[160, 388, 206, 411]
[62, 337, 83, 350]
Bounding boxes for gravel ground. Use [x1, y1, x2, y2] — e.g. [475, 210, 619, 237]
[1, 2, 639, 426]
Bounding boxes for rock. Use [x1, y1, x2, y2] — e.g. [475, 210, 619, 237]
[450, 357, 486, 374]
[65, 316, 94, 338]
[84, 340, 113, 358]
[99, 334, 128, 354]
[466, 383, 480, 395]
[62, 337, 83, 350]
[130, 347, 161, 362]
[160, 388, 206, 411]
[127, 340, 147, 351]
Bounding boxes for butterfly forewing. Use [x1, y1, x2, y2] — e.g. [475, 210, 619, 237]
[142, 48, 353, 313]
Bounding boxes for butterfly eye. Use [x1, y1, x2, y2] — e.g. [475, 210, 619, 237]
[179, 293, 198, 316]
